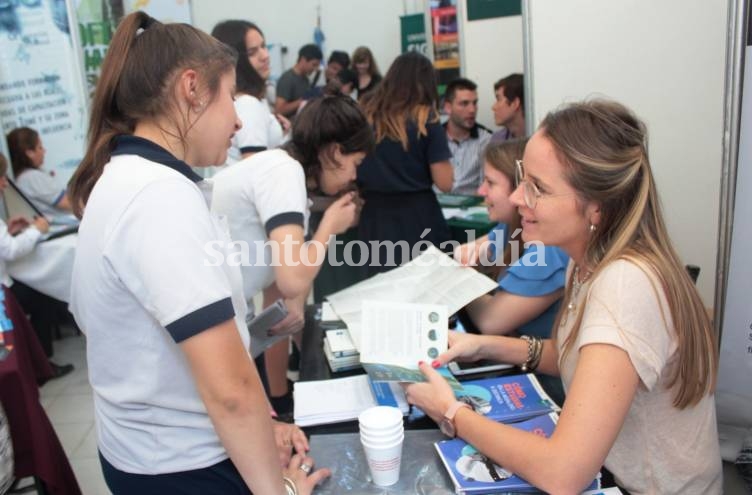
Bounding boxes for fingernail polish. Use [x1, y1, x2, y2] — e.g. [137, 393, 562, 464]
[418, 360, 425, 366]
[431, 360, 440, 368]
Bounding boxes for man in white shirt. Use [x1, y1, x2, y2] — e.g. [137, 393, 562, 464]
[442, 78, 491, 195]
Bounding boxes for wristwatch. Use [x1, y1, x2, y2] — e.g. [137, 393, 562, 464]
[439, 401, 472, 438]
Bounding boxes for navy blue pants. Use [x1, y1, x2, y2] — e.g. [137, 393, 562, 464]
[100, 452, 252, 495]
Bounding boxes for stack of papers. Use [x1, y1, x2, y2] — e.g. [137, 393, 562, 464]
[323, 328, 361, 372]
[293, 374, 408, 427]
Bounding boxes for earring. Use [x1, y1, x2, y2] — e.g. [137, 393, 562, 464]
[589, 224, 597, 233]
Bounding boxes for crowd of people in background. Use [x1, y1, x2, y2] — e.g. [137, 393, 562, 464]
[0, 12, 723, 495]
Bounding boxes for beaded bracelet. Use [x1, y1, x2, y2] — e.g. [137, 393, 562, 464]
[283, 476, 298, 495]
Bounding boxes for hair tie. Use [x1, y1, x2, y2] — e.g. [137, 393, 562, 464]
[136, 12, 159, 35]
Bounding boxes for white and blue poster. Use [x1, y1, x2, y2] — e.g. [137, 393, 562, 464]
[0, 0, 87, 184]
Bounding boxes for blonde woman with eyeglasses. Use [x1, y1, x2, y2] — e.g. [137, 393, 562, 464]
[405, 99, 721, 494]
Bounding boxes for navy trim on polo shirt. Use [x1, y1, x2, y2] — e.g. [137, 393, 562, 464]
[111, 135, 203, 183]
[265, 212, 305, 236]
[165, 297, 235, 343]
[240, 146, 267, 154]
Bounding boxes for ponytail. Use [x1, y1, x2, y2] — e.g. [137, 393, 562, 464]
[69, 12, 236, 216]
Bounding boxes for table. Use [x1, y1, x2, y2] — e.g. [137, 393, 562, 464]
[7, 234, 76, 303]
[0, 288, 81, 495]
[309, 430, 453, 494]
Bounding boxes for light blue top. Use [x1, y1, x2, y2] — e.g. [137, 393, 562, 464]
[489, 222, 568, 339]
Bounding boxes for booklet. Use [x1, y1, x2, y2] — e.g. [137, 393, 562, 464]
[326, 246, 498, 350]
[455, 373, 560, 424]
[358, 300, 462, 391]
[435, 413, 600, 493]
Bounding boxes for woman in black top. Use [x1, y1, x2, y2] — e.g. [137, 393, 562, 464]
[351, 46, 382, 101]
[357, 52, 453, 277]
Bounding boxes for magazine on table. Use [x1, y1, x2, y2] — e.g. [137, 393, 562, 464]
[455, 373, 560, 424]
[435, 413, 601, 494]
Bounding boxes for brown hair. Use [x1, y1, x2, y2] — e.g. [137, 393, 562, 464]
[282, 96, 373, 186]
[351, 46, 380, 78]
[361, 52, 438, 150]
[545, 99, 717, 408]
[68, 12, 237, 216]
[483, 138, 527, 266]
[0, 153, 8, 177]
[6, 127, 40, 177]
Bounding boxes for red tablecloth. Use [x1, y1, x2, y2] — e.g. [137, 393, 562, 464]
[0, 286, 81, 495]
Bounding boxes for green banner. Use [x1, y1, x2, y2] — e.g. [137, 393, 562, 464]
[467, 0, 521, 21]
[400, 13, 427, 55]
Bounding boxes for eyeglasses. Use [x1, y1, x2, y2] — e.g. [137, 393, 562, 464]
[514, 159, 576, 209]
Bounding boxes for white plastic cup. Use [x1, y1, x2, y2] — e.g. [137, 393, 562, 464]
[358, 422, 403, 437]
[360, 429, 404, 446]
[361, 436, 403, 486]
[358, 406, 403, 431]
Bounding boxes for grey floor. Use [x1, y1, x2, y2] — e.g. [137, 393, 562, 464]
[26, 330, 752, 494]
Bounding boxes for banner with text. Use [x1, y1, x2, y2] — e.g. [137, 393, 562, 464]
[77, 0, 192, 97]
[401, 13, 427, 55]
[0, 0, 87, 184]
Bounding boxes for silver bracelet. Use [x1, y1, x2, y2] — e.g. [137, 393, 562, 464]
[283, 476, 298, 495]
[519, 335, 542, 372]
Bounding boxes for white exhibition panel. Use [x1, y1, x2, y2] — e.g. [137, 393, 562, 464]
[460, 1, 523, 130]
[525, 0, 727, 305]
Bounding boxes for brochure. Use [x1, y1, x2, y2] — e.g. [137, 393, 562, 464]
[435, 413, 600, 493]
[455, 373, 560, 424]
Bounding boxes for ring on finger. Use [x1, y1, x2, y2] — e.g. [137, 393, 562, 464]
[299, 463, 312, 474]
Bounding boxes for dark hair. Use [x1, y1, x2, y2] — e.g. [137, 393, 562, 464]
[494, 73, 524, 111]
[211, 19, 266, 99]
[335, 68, 357, 88]
[68, 12, 237, 217]
[6, 127, 40, 177]
[0, 153, 8, 177]
[444, 78, 477, 103]
[351, 46, 380, 78]
[327, 50, 350, 69]
[362, 51, 438, 149]
[282, 96, 374, 184]
[298, 44, 323, 62]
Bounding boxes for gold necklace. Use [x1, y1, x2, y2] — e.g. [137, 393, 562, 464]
[561, 265, 591, 326]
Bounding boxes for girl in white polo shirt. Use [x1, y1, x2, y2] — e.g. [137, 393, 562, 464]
[67, 12, 328, 495]
[211, 96, 373, 414]
[211, 20, 289, 165]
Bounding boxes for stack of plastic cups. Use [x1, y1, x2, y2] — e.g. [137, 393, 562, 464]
[358, 406, 404, 486]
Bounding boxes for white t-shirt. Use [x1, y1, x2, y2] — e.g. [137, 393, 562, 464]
[0, 220, 41, 286]
[557, 259, 722, 494]
[226, 94, 284, 165]
[70, 136, 249, 474]
[211, 149, 310, 307]
[14, 168, 65, 218]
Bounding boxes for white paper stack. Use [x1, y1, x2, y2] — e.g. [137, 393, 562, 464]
[323, 328, 361, 372]
[293, 375, 408, 427]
